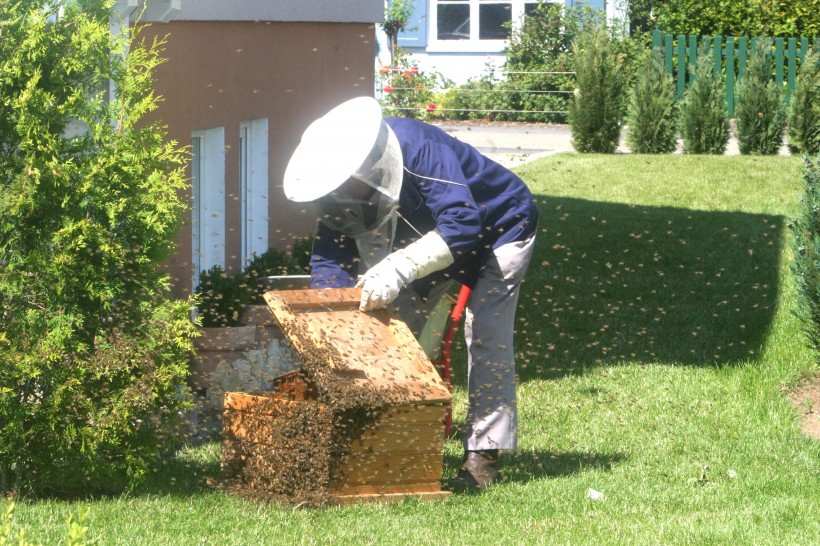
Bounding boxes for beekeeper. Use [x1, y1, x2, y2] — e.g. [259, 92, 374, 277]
[283, 96, 538, 491]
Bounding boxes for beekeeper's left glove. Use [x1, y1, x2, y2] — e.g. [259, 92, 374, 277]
[357, 231, 454, 311]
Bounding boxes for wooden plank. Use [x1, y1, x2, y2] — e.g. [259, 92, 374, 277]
[329, 488, 451, 505]
[712, 35, 722, 77]
[726, 36, 736, 117]
[265, 288, 361, 309]
[382, 403, 448, 424]
[224, 391, 298, 415]
[263, 288, 451, 403]
[329, 482, 445, 497]
[787, 37, 797, 103]
[349, 424, 445, 453]
[676, 34, 686, 98]
[687, 35, 698, 74]
[332, 451, 444, 486]
[738, 36, 748, 79]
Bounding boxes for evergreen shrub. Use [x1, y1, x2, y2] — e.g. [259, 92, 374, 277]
[735, 40, 787, 155]
[790, 156, 820, 363]
[624, 50, 678, 153]
[569, 29, 627, 153]
[787, 50, 820, 155]
[680, 48, 730, 154]
[0, 0, 196, 496]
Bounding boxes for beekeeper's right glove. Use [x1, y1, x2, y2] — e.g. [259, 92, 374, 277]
[357, 231, 454, 311]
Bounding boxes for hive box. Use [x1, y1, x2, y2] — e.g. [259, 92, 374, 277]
[220, 288, 452, 504]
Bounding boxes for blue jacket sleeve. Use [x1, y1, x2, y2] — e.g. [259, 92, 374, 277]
[309, 222, 359, 288]
[403, 141, 484, 261]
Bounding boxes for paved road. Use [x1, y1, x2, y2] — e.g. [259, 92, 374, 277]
[431, 120, 788, 168]
[431, 121, 574, 167]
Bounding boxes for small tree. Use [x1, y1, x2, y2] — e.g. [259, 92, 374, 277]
[787, 49, 820, 155]
[790, 157, 820, 363]
[569, 29, 627, 153]
[624, 50, 678, 153]
[680, 48, 729, 154]
[381, 0, 415, 63]
[0, 0, 196, 495]
[735, 40, 787, 155]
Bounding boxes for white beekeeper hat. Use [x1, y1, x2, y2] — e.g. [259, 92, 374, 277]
[284, 96, 399, 203]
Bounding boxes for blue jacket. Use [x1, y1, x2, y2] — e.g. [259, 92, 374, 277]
[310, 118, 538, 295]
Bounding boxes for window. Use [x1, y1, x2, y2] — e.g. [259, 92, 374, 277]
[239, 118, 269, 267]
[432, 0, 541, 50]
[191, 127, 226, 291]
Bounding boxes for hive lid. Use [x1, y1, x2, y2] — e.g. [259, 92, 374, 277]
[263, 288, 451, 403]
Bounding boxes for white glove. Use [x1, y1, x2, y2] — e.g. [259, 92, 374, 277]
[357, 231, 454, 311]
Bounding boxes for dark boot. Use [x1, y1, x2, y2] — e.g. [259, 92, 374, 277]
[447, 450, 499, 491]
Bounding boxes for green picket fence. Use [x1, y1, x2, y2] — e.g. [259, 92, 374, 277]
[652, 29, 820, 117]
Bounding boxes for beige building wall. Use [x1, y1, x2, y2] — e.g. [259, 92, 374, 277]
[138, 21, 377, 296]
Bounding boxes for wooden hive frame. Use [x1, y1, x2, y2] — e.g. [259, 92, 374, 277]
[220, 288, 452, 504]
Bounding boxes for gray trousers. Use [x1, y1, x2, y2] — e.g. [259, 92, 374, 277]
[396, 234, 535, 452]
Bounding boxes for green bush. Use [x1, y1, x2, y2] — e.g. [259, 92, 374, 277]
[787, 49, 820, 155]
[378, 49, 449, 119]
[437, 68, 500, 121]
[735, 40, 787, 155]
[194, 266, 255, 328]
[194, 239, 312, 327]
[0, 0, 197, 496]
[440, 3, 609, 123]
[790, 156, 820, 363]
[624, 50, 678, 153]
[680, 48, 730, 154]
[569, 29, 627, 153]
[1, 501, 91, 546]
[638, 0, 820, 38]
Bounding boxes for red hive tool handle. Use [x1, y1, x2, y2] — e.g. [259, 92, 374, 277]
[438, 284, 471, 437]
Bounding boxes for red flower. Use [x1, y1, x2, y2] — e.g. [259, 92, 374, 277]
[425, 103, 437, 112]
[379, 66, 391, 75]
[383, 85, 394, 94]
[404, 66, 419, 75]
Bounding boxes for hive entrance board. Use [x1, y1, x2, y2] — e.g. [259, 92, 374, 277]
[263, 288, 451, 403]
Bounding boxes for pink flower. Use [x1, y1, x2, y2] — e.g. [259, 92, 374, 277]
[425, 103, 437, 112]
[383, 85, 394, 94]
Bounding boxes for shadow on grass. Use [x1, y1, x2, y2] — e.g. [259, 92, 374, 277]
[443, 449, 626, 488]
[133, 442, 222, 497]
[451, 196, 785, 384]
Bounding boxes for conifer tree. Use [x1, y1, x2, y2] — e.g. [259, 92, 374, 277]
[787, 49, 820, 155]
[569, 29, 627, 153]
[625, 50, 678, 154]
[680, 49, 729, 154]
[791, 157, 820, 363]
[735, 40, 787, 155]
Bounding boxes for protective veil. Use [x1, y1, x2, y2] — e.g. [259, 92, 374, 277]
[283, 97, 404, 267]
[315, 121, 404, 266]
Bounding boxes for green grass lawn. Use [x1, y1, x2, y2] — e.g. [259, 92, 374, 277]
[8, 154, 820, 545]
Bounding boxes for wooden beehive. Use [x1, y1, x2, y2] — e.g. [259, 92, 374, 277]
[220, 288, 452, 504]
